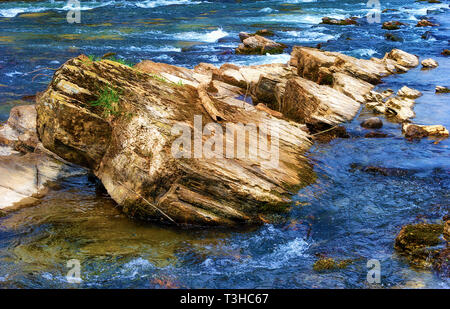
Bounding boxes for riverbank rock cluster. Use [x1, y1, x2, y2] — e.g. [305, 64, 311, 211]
[0, 45, 446, 225]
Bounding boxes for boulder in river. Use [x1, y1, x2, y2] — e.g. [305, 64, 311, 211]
[402, 123, 449, 139]
[442, 49, 450, 56]
[235, 35, 287, 55]
[382, 21, 405, 30]
[421, 58, 439, 69]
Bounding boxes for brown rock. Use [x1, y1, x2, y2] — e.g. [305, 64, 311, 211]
[236, 35, 287, 55]
[416, 19, 438, 27]
[360, 117, 383, 129]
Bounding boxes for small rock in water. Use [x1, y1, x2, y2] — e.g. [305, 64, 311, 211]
[397, 86, 422, 99]
[416, 19, 438, 27]
[382, 21, 405, 30]
[235, 35, 286, 55]
[364, 132, 389, 138]
[442, 49, 450, 56]
[421, 58, 439, 69]
[385, 33, 403, 42]
[402, 123, 449, 139]
[360, 117, 383, 129]
[435, 86, 450, 94]
[321, 16, 358, 26]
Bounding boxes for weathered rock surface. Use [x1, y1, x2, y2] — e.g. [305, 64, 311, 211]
[397, 86, 422, 99]
[421, 58, 439, 69]
[402, 123, 449, 139]
[282, 77, 360, 127]
[235, 35, 286, 55]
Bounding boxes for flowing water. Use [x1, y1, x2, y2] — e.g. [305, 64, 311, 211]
[0, 0, 449, 288]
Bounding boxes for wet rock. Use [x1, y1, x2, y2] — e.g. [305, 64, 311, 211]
[254, 29, 274, 37]
[421, 58, 439, 69]
[360, 166, 412, 177]
[397, 86, 422, 99]
[416, 19, 438, 27]
[321, 17, 358, 26]
[435, 86, 450, 94]
[385, 49, 419, 68]
[432, 248, 449, 278]
[421, 31, 433, 40]
[442, 49, 450, 56]
[402, 123, 449, 139]
[382, 21, 405, 30]
[385, 33, 403, 42]
[365, 95, 416, 122]
[382, 9, 399, 13]
[360, 117, 383, 129]
[235, 35, 287, 55]
[395, 223, 444, 269]
[313, 257, 352, 272]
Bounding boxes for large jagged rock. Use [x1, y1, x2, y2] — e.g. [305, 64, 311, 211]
[36, 55, 315, 226]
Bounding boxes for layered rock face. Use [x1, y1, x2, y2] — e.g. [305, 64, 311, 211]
[34, 47, 420, 226]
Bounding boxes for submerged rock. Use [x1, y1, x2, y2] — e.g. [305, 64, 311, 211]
[421, 58, 439, 69]
[395, 223, 446, 271]
[360, 117, 383, 129]
[385, 33, 403, 42]
[313, 257, 352, 272]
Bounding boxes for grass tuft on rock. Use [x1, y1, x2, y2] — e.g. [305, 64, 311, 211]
[90, 86, 121, 117]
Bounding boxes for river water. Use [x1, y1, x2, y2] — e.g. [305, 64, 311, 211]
[0, 0, 449, 288]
